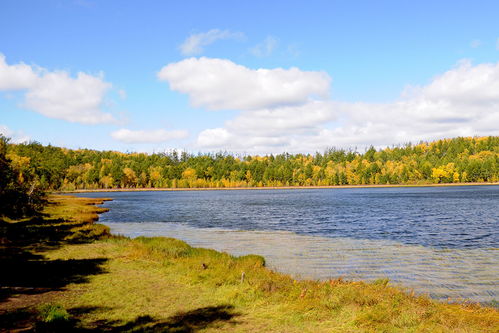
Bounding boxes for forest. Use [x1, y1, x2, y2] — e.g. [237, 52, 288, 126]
[2, 136, 498, 192]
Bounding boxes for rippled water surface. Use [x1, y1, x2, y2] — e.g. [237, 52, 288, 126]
[77, 186, 499, 302]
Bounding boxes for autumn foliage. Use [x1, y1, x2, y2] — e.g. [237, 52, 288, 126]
[4, 136, 498, 191]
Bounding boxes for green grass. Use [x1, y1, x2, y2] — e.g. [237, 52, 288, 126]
[48, 232, 499, 332]
[37, 303, 70, 323]
[3, 195, 499, 332]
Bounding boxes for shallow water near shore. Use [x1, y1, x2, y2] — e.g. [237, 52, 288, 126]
[76, 185, 499, 303]
[107, 221, 498, 302]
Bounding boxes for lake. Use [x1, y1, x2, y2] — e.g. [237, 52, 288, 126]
[76, 185, 499, 303]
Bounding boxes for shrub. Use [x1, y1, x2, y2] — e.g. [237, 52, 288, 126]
[38, 304, 69, 323]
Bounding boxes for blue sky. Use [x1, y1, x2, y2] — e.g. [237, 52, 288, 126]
[1, 0, 498, 154]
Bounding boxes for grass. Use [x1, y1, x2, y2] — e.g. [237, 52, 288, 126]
[1, 195, 498, 332]
[37, 303, 70, 323]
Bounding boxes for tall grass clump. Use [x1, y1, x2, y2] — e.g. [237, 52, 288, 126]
[133, 236, 197, 258]
[37, 304, 70, 323]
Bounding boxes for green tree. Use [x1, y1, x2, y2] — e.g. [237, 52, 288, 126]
[0, 136, 44, 219]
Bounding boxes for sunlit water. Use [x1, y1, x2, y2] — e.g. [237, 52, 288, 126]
[76, 186, 499, 302]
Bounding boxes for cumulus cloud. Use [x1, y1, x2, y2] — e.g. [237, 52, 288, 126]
[196, 103, 338, 153]
[158, 57, 330, 110]
[179, 29, 244, 55]
[332, 61, 499, 141]
[419, 60, 499, 106]
[0, 124, 30, 143]
[250, 36, 278, 57]
[0, 54, 38, 90]
[193, 59, 499, 154]
[197, 127, 290, 152]
[226, 101, 336, 136]
[197, 128, 232, 148]
[0, 53, 116, 124]
[111, 128, 188, 144]
[24, 71, 114, 124]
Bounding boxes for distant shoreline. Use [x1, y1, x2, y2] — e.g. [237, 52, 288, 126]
[60, 182, 499, 193]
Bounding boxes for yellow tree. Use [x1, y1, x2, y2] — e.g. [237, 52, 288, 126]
[181, 167, 197, 187]
[99, 175, 114, 189]
[182, 167, 197, 180]
[148, 166, 163, 188]
[6, 153, 31, 184]
[123, 167, 138, 187]
[431, 163, 457, 183]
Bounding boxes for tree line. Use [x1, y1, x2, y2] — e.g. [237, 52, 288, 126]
[3, 136, 498, 192]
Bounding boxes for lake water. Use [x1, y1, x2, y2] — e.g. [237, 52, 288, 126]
[76, 186, 499, 303]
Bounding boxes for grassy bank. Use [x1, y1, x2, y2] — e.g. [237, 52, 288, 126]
[1, 195, 498, 332]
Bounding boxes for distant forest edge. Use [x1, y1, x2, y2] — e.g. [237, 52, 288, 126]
[3, 136, 499, 192]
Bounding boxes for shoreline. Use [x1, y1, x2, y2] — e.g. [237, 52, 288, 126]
[3, 194, 497, 331]
[60, 181, 499, 193]
[105, 220, 499, 303]
[82, 185, 499, 304]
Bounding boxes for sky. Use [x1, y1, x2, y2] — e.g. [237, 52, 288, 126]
[1, 0, 498, 154]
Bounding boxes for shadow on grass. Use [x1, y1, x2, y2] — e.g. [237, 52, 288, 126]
[0, 257, 107, 301]
[81, 304, 239, 332]
[0, 217, 108, 303]
[0, 307, 37, 332]
[0, 304, 239, 332]
[1, 216, 89, 248]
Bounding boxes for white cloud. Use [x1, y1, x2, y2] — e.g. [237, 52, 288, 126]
[250, 36, 278, 57]
[158, 57, 330, 110]
[334, 61, 499, 142]
[197, 128, 231, 148]
[196, 100, 337, 152]
[0, 124, 30, 143]
[420, 60, 499, 105]
[111, 128, 188, 144]
[24, 71, 114, 124]
[0, 53, 117, 124]
[0, 54, 38, 90]
[194, 60, 499, 154]
[197, 127, 290, 153]
[179, 29, 244, 56]
[226, 101, 335, 137]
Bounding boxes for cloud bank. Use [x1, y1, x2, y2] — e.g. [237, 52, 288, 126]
[159, 57, 499, 154]
[0, 54, 115, 124]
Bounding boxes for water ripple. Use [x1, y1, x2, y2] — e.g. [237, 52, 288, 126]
[75, 186, 499, 302]
[106, 222, 498, 303]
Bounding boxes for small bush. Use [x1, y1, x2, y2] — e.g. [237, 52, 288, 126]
[38, 304, 70, 323]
